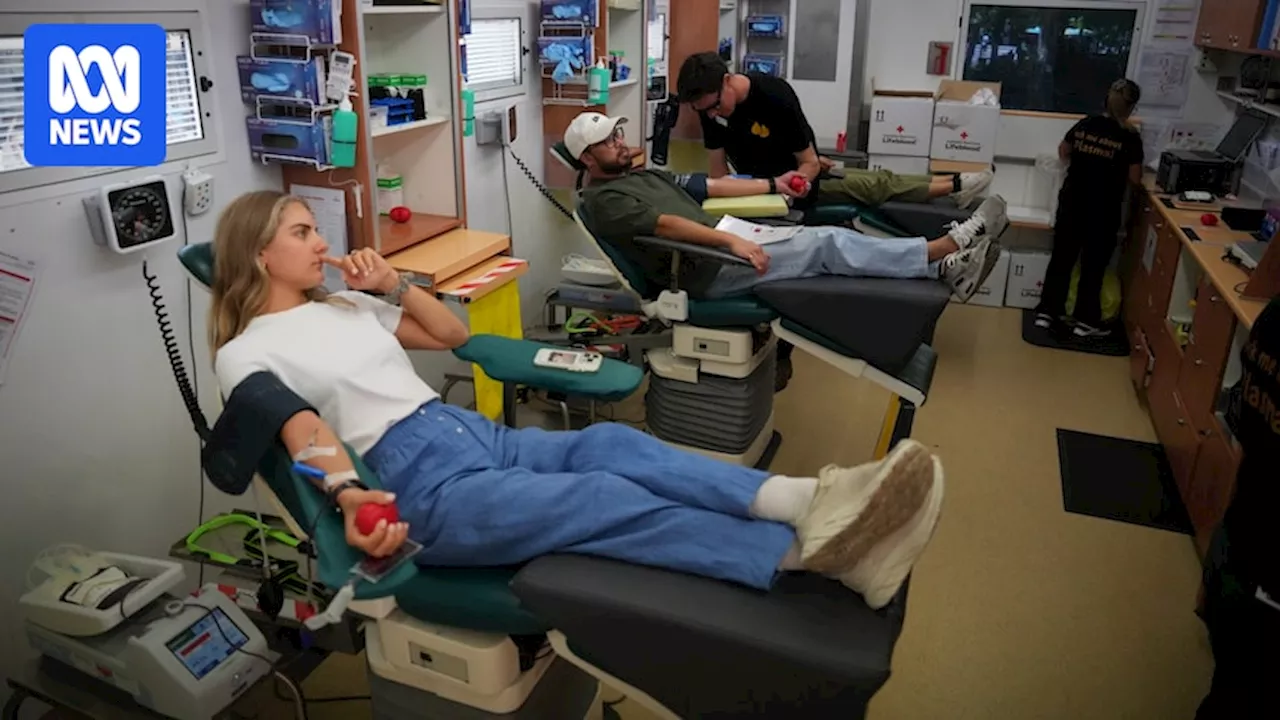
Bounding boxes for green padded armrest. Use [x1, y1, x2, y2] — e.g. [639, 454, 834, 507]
[688, 297, 778, 327]
[259, 447, 419, 601]
[453, 334, 643, 402]
[702, 195, 790, 219]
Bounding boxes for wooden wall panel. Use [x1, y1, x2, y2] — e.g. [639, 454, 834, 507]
[668, 0, 718, 140]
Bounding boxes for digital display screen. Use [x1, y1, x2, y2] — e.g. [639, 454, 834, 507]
[165, 608, 249, 681]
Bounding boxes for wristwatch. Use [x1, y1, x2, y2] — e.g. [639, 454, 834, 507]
[768, 177, 778, 194]
[378, 272, 412, 306]
[325, 479, 369, 509]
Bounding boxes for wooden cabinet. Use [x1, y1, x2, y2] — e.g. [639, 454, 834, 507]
[1140, 221, 1180, 343]
[1177, 280, 1238, 424]
[1130, 325, 1154, 398]
[1123, 197, 1156, 332]
[1188, 419, 1242, 556]
[1196, 0, 1266, 50]
[1148, 323, 1201, 495]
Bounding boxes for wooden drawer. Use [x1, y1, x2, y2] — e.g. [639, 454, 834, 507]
[1177, 280, 1238, 423]
[1129, 325, 1154, 397]
[1140, 222, 1180, 340]
[1148, 328, 1200, 499]
[1188, 418, 1242, 557]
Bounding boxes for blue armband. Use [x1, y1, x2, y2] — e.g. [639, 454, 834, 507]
[672, 173, 710, 203]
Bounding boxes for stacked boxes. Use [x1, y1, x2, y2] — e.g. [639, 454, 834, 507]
[867, 84, 934, 176]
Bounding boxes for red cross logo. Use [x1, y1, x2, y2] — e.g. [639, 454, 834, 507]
[960, 131, 969, 140]
[897, 125, 904, 133]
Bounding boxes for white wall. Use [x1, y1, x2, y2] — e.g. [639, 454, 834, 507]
[0, 0, 278, 698]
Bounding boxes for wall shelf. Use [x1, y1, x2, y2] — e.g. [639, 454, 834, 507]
[372, 115, 450, 137]
[378, 213, 464, 257]
[363, 3, 445, 15]
[1216, 90, 1280, 120]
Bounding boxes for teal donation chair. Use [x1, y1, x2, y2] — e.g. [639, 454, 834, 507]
[176, 242, 912, 720]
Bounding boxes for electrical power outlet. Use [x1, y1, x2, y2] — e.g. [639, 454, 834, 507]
[183, 168, 214, 216]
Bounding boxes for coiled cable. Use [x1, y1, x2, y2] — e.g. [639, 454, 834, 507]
[143, 259, 210, 442]
[506, 145, 575, 220]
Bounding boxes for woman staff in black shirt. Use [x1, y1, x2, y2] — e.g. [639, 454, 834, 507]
[1035, 79, 1145, 338]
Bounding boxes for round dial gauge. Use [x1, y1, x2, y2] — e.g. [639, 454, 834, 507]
[111, 186, 171, 247]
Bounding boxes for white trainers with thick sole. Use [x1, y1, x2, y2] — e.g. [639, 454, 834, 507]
[952, 170, 994, 209]
[839, 454, 945, 610]
[947, 194, 1009, 250]
[796, 440, 935, 576]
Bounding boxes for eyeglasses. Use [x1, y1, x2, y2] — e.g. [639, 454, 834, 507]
[694, 89, 722, 116]
[591, 126, 627, 150]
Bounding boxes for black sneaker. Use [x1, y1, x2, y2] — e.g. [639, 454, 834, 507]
[775, 354, 794, 392]
[1034, 312, 1055, 329]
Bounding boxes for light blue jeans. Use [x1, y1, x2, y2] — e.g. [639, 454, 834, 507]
[364, 401, 796, 589]
[706, 225, 940, 298]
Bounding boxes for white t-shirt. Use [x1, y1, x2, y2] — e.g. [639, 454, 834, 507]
[214, 291, 439, 456]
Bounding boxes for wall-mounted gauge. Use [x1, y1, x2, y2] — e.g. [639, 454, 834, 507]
[84, 176, 178, 255]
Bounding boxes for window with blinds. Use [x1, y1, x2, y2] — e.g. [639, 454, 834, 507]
[465, 18, 524, 95]
[0, 30, 205, 175]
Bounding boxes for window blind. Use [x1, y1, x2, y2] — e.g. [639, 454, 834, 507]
[0, 31, 205, 174]
[466, 18, 523, 93]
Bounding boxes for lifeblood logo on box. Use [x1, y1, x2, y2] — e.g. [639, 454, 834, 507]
[881, 125, 919, 147]
[945, 131, 982, 153]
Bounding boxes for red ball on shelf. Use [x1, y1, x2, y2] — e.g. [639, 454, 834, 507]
[389, 206, 412, 224]
[354, 502, 400, 536]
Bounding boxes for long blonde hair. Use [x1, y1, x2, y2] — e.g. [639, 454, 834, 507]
[208, 190, 330, 350]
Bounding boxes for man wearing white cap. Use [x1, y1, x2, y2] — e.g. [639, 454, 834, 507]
[564, 111, 1009, 305]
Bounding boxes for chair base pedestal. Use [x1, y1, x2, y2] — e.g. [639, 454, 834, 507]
[365, 614, 602, 718]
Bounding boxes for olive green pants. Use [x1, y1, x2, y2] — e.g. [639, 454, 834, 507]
[814, 169, 933, 207]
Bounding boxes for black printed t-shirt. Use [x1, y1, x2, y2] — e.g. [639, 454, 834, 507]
[1223, 297, 1280, 594]
[1059, 114, 1144, 213]
[699, 73, 815, 179]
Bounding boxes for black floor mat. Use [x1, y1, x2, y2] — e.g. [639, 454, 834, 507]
[1057, 429, 1192, 534]
[1021, 310, 1130, 356]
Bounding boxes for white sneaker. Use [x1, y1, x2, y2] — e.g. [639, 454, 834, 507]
[946, 194, 1009, 250]
[952, 170, 994, 209]
[942, 237, 1003, 302]
[839, 454, 945, 610]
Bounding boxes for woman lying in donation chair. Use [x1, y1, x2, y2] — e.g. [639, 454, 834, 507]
[208, 190, 947, 610]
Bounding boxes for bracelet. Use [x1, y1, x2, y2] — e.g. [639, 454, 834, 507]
[768, 177, 777, 194]
[325, 479, 369, 509]
[378, 272, 412, 306]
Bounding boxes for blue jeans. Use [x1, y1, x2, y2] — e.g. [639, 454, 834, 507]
[364, 401, 796, 589]
[706, 225, 939, 298]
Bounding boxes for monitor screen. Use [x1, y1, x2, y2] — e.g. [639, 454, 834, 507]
[165, 608, 249, 681]
[1216, 112, 1268, 162]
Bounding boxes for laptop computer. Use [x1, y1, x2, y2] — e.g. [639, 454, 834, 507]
[1184, 110, 1269, 163]
[1229, 240, 1269, 270]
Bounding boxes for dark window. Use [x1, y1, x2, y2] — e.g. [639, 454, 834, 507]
[963, 5, 1139, 114]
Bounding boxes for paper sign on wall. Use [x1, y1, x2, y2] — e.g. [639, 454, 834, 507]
[0, 249, 40, 386]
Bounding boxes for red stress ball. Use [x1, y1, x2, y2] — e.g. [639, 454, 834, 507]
[789, 176, 808, 194]
[354, 502, 400, 535]
[389, 206, 412, 224]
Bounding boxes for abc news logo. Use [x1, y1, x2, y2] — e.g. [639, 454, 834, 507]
[47, 44, 144, 146]
[24, 24, 166, 167]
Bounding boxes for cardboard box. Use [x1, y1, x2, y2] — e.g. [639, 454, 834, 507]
[868, 87, 934, 158]
[869, 153, 930, 176]
[952, 249, 1010, 307]
[1004, 249, 1051, 309]
[931, 80, 1002, 164]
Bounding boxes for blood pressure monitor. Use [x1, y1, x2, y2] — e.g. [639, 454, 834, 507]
[24, 583, 275, 720]
[83, 175, 178, 254]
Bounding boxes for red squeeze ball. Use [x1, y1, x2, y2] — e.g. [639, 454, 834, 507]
[388, 206, 412, 224]
[354, 502, 400, 536]
[789, 176, 807, 193]
[1201, 213, 1219, 227]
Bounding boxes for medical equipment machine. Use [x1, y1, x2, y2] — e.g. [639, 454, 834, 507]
[1158, 110, 1269, 196]
[534, 347, 604, 373]
[20, 548, 275, 720]
[83, 177, 178, 255]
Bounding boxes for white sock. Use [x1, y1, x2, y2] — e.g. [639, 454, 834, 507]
[778, 541, 804, 571]
[750, 475, 819, 525]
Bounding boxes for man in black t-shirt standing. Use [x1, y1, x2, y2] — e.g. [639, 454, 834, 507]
[675, 53, 992, 210]
[1197, 296, 1280, 719]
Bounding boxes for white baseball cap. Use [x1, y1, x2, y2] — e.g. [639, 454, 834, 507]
[564, 112, 628, 160]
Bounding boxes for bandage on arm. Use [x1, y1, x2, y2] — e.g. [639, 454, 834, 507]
[280, 411, 354, 494]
